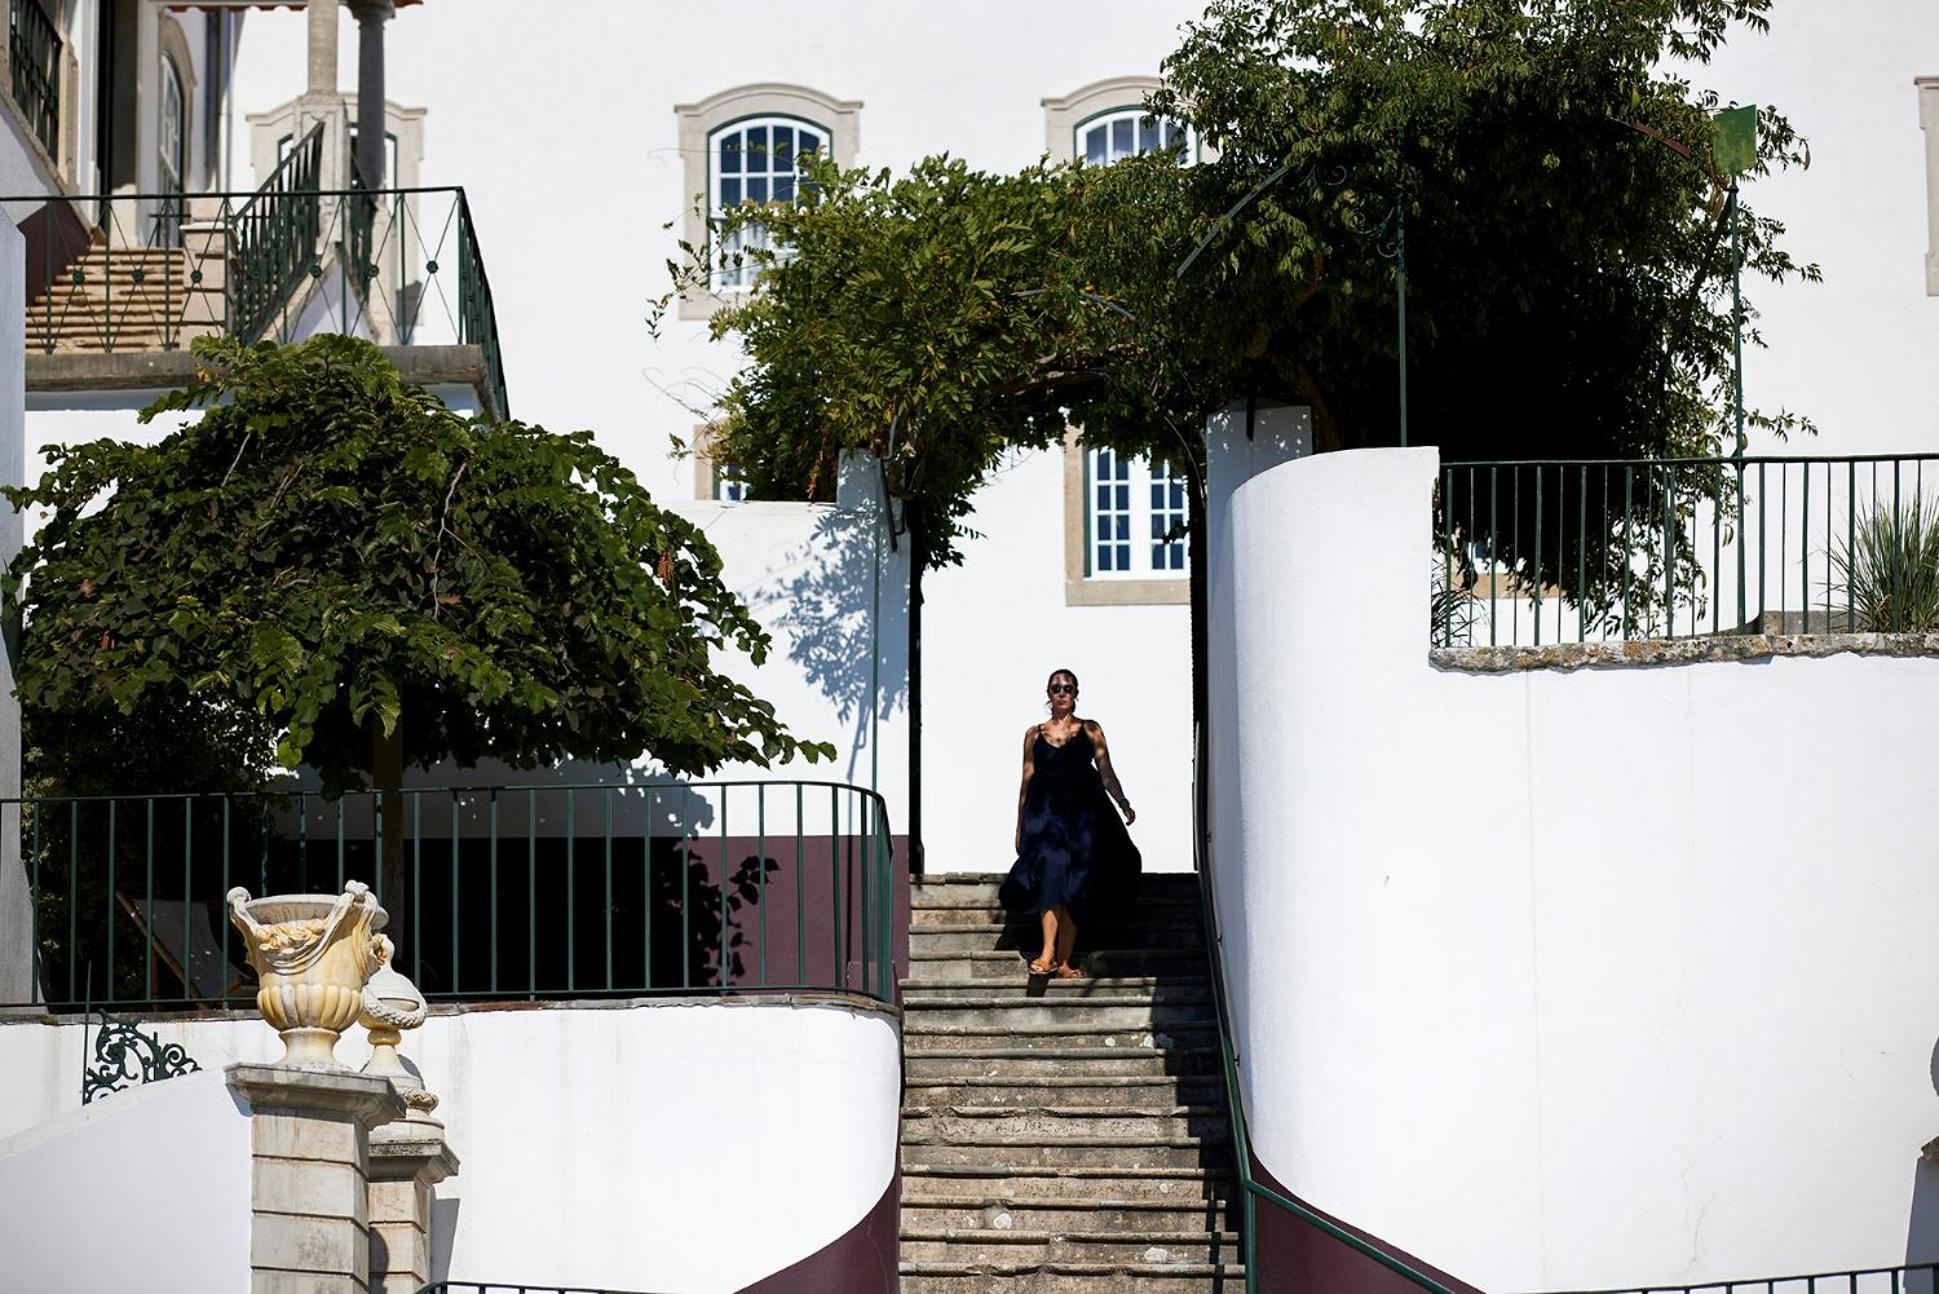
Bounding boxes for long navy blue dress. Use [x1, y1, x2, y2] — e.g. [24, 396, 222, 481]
[1000, 725, 1141, 925]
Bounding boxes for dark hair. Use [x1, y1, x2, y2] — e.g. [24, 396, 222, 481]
[1046, 668, 1079, 691]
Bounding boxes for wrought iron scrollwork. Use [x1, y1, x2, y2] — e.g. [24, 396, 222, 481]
[81, 1011, 201, 1105]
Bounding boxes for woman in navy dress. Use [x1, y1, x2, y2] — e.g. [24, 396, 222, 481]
[1000, 668, 1141, 977]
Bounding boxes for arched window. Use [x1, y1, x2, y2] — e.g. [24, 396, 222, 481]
[1076, 107, 1191, 166]
[159, 58, 185, 190]
[158, 56, 187, 243]
[709, 116, 825, 293]
[676, 84, 861, 319]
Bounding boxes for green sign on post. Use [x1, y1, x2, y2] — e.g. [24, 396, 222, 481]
[1712, 104, 1758, 176]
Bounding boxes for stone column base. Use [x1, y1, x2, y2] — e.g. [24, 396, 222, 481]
[228, 1063, 406, 1294]
[368, 1120, 461, 1294]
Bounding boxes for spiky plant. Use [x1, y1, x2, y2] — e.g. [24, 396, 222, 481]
[1832, 495, 1939, 632]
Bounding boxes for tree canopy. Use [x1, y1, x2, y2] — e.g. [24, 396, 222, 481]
[662, 0, 1817, 593]
[6, 335, 833, 798]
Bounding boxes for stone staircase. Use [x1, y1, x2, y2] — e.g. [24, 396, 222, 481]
[899, 872, 1245, 1292]
[24, 237, 227, 355]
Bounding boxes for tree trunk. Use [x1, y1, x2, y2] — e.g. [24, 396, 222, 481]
[370, 715, 407, 958]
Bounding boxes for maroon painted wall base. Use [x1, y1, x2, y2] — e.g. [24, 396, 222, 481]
[737, 1173, 899, 1294]
[1251, 1156, 1485, 1293]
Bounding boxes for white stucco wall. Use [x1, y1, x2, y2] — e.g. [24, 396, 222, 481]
[0, 212, 25, 1005]
[923, 447, 1191, 874]
[0, 997, 901, 1293]
[1208, 445, 1939, 1290]
[0, 1070, 251, 1294]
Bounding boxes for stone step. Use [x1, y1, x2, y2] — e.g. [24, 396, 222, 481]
[904, 1020, 1215, 1053]
[902, 1105, 1223, 1143]
[917, 872, 1200, 889]
[907, 1047, 1221, 1081]
[901, 1192, 1240, 1234]
[912, 889, 1198, 912]
[30, 290, 215, 310]
[902, 1162, 1233, 1197]
[903, 1074, 1225, 1109]
[904, 975, 1208, 996]
[902, 1002, 1212, 1032]
[911, 922, 1208, 952]
[899, 1260, 1245, 1292]
[900, 1229, 1243, 1266]
[908, 948, 1209, 981]
[901, 1133, 1230, 1170]
[27, 338, 177, 355]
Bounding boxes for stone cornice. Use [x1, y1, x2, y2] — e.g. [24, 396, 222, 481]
[1431, 632, 1939, 673]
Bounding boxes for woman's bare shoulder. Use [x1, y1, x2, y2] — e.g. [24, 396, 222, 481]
[1081, 717, 1104, 734]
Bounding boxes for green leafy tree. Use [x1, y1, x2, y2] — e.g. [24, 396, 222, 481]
[6, 336, 832, 931]
[664, 0, 1816, 598]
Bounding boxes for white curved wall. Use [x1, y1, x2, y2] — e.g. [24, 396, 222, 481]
[0, 997, 901, 1293]
[1209, 446, 1939, 1291]
[0, 1071, 251, 1294]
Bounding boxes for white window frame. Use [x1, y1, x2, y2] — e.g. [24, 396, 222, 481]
[708, 115, 826, 295]
[1084, 448, 1188, 581]
[159, 56, 185, 194]
[1921, 76, 1939, 296]
[1074, 107, 1194, 167]
[714, 462, 750, 503]
[675, 85, 862, 321]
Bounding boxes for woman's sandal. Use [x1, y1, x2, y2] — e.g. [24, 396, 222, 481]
[1027, 955, 1058, 975]
[1054, 961, 1086, 980]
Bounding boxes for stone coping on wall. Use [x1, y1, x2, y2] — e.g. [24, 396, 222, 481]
[1431, 631, 1939, 674]
[0, 990, 902, 1028]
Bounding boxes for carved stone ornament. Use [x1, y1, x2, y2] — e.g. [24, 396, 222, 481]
[359, 934, 439, 1120]
[226, 881, 388, 1067]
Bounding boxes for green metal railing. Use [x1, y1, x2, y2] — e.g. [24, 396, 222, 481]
[6, 174, 511, 419]
[229, 124, 326, 342]
[1546, 1266, 1939, 1294]
[1434, 455, 1939, 648]
[8, 0, 61, 158]
[12, 780, 898, 1014]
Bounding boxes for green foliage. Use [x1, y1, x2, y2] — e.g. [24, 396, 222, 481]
[5, 336, 833, 797]
[662, 0, 1817, 600]
[1833, 495, 1939, 632]
[662, 154, 1202, 568]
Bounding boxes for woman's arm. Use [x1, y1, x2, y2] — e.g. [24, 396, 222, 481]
[1087, 721, 1136, 824]
[1015, 725, 1038, 851]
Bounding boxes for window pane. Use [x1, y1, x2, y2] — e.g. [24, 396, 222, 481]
[772, 128, 795, 171]
[720, 132, 742, 174]
[1140, 116, 1158, 153]
[748, 175, 768, 203]
[1085, 126, 1106, 164]
[799, 130, 822, 158]
[774, 173, 795, 202]
[720, 177, 741, 207]
[1112, 118, 1133, 157]
[745, 125, 769, 168]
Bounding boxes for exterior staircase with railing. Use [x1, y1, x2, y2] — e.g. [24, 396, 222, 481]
[899, 872, 1245, 1292]
[8, 120, 508, 419]
[23, 234, 227, 355]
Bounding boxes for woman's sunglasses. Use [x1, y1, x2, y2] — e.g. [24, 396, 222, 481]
[1047, 683, 1077, 695]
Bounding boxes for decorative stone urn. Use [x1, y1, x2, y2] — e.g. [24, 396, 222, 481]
[359, 935, 440, 1122]
[226, 881, 388, 1067]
